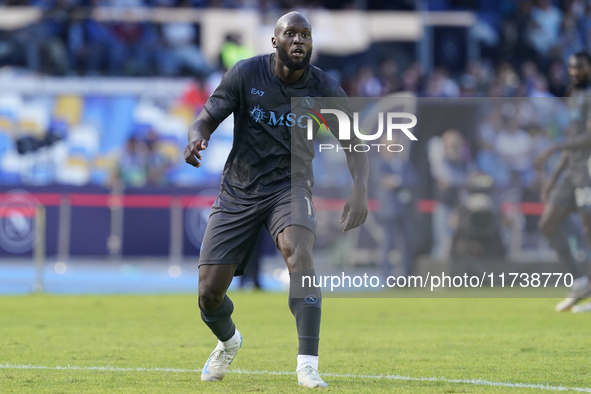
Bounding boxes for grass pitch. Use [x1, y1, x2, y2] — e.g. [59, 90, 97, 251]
[1, 293, 590, 393]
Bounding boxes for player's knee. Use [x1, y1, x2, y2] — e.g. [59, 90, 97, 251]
[198, 291, 226, 313]
[288, 243, 313, 272]
[278, 239, 291, 263]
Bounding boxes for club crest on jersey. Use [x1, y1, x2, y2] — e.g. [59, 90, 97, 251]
[249, 105, 268, 123]
[304, 294, 319, 304]
[301, 97, 315, 108]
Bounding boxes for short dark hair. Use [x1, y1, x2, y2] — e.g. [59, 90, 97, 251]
[574, 51, 591, 65]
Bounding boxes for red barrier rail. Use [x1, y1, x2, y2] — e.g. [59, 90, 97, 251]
[0, 193, 547, 215]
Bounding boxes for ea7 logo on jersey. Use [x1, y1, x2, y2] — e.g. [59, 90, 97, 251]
[251, 88, 265, 96]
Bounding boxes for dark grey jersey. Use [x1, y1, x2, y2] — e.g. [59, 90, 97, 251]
[566, 86, 591, 173]
[204, 53, 349, 199]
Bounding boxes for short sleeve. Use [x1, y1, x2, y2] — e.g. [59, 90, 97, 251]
[334, 85, 348, 99]
[204, 63, 241, 122]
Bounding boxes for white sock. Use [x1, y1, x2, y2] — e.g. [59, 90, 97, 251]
[297, 354, 318, 371]
[221, 329, 241, 349]
[573, 276, 589, 291]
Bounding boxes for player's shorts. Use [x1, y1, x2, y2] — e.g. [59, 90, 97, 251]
[198, 185, 317, 276]
[548, 168, 591, 213]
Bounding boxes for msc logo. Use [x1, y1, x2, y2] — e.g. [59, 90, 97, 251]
[249, 105, 311, 128]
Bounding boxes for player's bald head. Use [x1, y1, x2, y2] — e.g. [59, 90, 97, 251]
[274, 11, 311, 36]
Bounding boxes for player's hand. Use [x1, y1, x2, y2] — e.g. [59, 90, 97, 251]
[340, 188, 369, 232]
[534, 148, 555, 171]
[184, 140, 208, 168]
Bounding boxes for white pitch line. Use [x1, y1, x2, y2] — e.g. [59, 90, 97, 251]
[0, 363, 590, 392]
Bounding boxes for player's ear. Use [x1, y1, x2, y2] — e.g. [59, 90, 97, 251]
[271, 37, 276, 48]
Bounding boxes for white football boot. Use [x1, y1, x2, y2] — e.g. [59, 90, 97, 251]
[297, 365, 328, 388]
[201, 329, 242, 382]
[555, 276, 591, 312]
[572, 302, 591, 313]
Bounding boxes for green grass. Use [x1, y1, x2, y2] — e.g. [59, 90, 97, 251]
[1, 293, 590, 393]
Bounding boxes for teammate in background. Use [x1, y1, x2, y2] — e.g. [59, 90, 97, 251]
[535, 51, 591, 312]
[373, 132, 418, 279]
[184, 12, 369, 387]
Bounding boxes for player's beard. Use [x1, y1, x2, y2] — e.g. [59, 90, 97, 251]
[277, 45, 312, 71]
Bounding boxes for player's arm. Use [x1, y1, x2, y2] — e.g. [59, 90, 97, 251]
[324, 87, 369, 232]
[539, 150, 569, 202]
[536, 108, 591, 163]
[184, 62, 240, 168]
[534, 139, 572, 170]
[546, 132, 591, 152]
[340, 136, 370, 232]
[184, 110, 221, 168]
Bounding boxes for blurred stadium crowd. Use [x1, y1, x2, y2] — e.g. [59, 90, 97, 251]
[0, 0, 589, 82]
[0, 1, 584, 193]
[0, 0, 589, 265]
